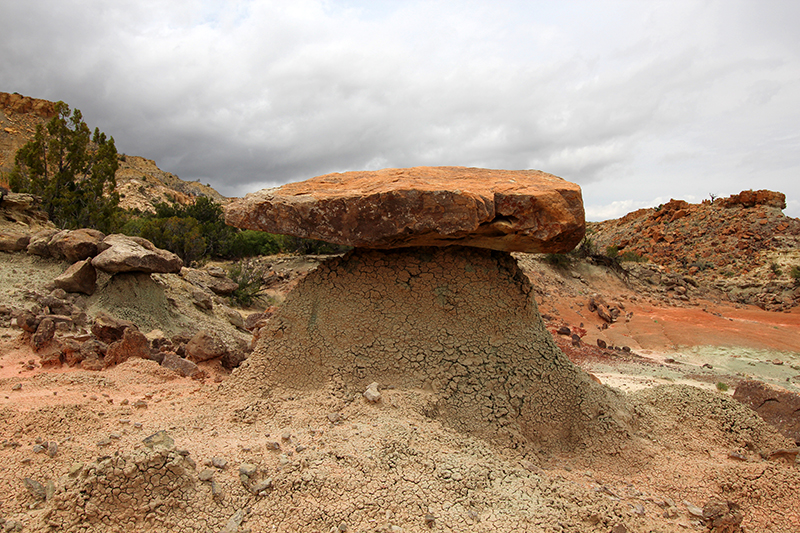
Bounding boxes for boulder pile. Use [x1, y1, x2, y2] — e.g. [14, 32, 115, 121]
[225, 167, 633, 450]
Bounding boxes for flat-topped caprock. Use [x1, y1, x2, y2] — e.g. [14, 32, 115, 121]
[224, 166, 585, 253]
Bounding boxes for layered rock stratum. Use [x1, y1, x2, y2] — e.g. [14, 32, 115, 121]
[224, 166, 585, 253]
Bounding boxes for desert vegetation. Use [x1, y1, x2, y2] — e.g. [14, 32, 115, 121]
[4, 102, 349, 264]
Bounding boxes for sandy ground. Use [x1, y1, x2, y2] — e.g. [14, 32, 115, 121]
[1, 251, 799, 532]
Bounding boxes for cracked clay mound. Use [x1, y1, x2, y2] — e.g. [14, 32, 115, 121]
[227, 246, 632, 451]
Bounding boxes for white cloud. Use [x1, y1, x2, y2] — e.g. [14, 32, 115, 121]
[1, 0, 798, 221]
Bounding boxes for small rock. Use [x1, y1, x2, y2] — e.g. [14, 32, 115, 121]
[198, 469, 215, 482]
[251, 477, 273, 494]
[212, 457, 228, 469]
[281, 431, 292, 441]
[32, 444, 46, 454]
[684, 501, 704, 518]
[556, 326, 571, 336]
[364, 382, 381, 403]
[220, 509, 246, 533]
[610, 524, 627, 533]
[327, 412, 342, 423]
[23, 477, 47, 500]
[11, 383, 22, 391]
[424, 514, 436, 527]
[239, 463, 258, 477]
[47, 441, 58, 457]
[142, 430, 174, 450]
[211, 480, 223, 499]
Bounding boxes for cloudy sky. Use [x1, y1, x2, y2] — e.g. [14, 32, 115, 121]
[2, 0, 799, 220]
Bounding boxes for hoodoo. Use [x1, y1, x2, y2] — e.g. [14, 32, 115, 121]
[224, 167, 632, 450]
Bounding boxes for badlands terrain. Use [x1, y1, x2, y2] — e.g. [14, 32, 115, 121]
[0, 194, 798, 532]
[1, 91, 800, 532]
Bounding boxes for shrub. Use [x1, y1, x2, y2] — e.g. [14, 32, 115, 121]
[716, 382, 729, 392]
[228, 261, 268, 307]
[543, 253, 571, 269]
[791, 266, 800, 281]
[606, 245, 619, 258]
[770, 262, 783, 276]
[619, 251, 647, 263]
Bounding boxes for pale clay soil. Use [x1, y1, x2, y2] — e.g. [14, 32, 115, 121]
[0, 251, 799, 533]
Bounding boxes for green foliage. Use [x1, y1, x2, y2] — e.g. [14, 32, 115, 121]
[716, 382, 729, 392]
[8, 102, 120, 232]
[224, 230, 286, 258]
[228, 260, 268, 307]
[618, 250, 647, 263]
[606, 245, 619, 258]
[770, 262, 783, 276]
[791, 266, 800, 281]
[543, 253, 571, 269]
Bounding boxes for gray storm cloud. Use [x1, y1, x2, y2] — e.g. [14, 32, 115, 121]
[1, 0, 798, 219]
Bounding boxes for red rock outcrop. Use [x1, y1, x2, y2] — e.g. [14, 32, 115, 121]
[225, 167, 585, 253]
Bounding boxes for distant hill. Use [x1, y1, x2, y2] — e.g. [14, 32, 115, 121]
[590, 190, 800, 312]
[0, 91, 225, 213]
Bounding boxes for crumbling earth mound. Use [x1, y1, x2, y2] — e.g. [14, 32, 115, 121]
[228, 246, 633, 451]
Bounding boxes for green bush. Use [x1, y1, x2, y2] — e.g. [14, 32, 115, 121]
[228, 261, 268, 307]
[716, 382, 729, 392]
[619, 251, 647, 263]
[543, 253, 571, 269]
[606, 245, 619, 258]
[791, 266, 800, 281]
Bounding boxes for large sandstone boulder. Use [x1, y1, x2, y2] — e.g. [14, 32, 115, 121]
[224, 167, 585, 253]
[51, 260, 97, 295]
[227, 247, 631, 450]
[49, 229, 105, 262]
[92, 234, 182, 274]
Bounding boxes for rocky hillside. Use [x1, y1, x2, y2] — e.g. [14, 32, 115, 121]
[0, 91, 225, 212]
[590, 190, 800, 311]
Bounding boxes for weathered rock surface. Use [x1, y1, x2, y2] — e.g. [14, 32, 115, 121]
[228, 246, 630, 449]
[51, 259, 97, 295]
[225, 167, 585, 253]
[185, 330, 227, 362]
[734, 380, 800, 444]
[49, 228, 105, 262]
[92, 234, 183, 273]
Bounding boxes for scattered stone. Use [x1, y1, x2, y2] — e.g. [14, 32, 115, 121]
[220, 509, 246, 533]
[97, 438, 112, 447]
[51, 259, 97, 295]
[47, 441, 57, 458]
[556, 326, 571, 336]
[161, 352, 201, 378]
[91, 312, 134, 344]
[211, 480, 223, 499]
[364, 382, 382, 403]
[221, 349, 248, 370]
[133, 399, 148, 409]
[212, 457, 228, 470]
[570, 333, 581, 347]
[11, 383, 21, 391]
[610, 524, 627, 533]
[23, 477, 47, 500]
[251, 477, 273, 494]
[32, 317, 56, 349]
[105, 327, 150, 367]
[266, 441, 281, 451]
[221, 305, 245, 328]
[224, 166, 585, 253]
[702, 500, 743, 532]
[191, 289, 213, 311]
[239, 463, 257, 478]
[424, 514, 436, 527]
[597, 339, 607, 349]
[185, 330, 227, 362]
[684, 501, 704, 518]
[767, 448, 799, 463]
[0, 231, 31, 252]
[198, 469, 215, 482]
[142, 430, 174, 450]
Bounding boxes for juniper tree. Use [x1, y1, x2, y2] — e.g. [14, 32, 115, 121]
[9, 101, 120, 231]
